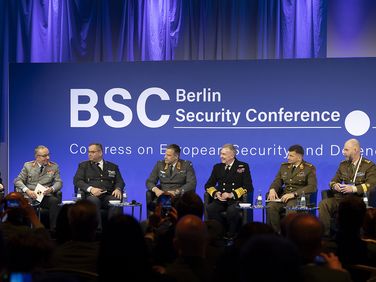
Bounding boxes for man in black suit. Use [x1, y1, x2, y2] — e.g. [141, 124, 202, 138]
[205, 144, 253, 238]
[73, 143, 125, 229]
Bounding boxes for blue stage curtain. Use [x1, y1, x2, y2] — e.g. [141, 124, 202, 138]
[173, 0, 259, 60]
[0, 0, 327, 142]
[258, 0, 327, 59]
[1, 0, 327, 62]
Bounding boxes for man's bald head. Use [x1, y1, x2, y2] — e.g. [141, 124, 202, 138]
[174, 215, 208, 257]
[287, 214, 323, 263]
[343, 138, 361, 162]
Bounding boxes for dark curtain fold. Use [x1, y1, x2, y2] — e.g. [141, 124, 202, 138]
[258, 0, 327, 59]
[0, 0, 327, 142]
[174, 0, 259, 60]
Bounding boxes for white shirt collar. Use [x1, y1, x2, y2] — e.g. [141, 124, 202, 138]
[226, 160, 235, 169]
[97, 159, 104, 169]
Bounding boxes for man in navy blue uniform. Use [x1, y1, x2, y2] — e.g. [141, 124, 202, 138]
[205, 144, 253, 238]
[74, 143, 125, 229]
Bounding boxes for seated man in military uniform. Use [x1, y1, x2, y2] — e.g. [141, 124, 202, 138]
[74, 143, 125, 230]
[319, 138, 376, 237]
[14, 145, 62, 230]
[266, 144, 317, 233]
[205, 144, 253, 239]
[146, 144, 197, 209]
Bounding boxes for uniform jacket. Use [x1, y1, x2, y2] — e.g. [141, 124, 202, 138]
[74, 160, 125, 193]
[146, 159, 197, 193]
[205, 158, 253, 200]
[14, 160, 62, 192]
[330, 157, 376, 195]
[269, 160, 317, 196]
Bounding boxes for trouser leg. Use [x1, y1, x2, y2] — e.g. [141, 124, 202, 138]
[207, 201, 227, 235]
[319, 197, 339, 237]
[266, 202, 284, 233]
[41, 195, 60, 230]
[226, 204, 241, 235]
[87, 195, 102, 229]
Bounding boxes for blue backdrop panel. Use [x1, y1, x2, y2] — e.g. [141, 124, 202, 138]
[9, 58, 376, 221]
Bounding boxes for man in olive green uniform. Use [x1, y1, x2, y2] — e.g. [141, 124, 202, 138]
[266, 144, 317, 233]
[146, 144, 197, 211]
[319, 139, 376, 237]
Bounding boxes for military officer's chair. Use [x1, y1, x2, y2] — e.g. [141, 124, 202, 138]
[146, 189, 155, 218]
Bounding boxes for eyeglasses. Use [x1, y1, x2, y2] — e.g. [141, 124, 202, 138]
[88, 150, 100, 154]
[37, 154, 50, 158]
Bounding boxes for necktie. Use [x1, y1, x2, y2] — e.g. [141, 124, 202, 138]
[96, 162, 102, 171]
[169, 165, 173, 176]
[225, 165, 230, 174]
[351, 164, 356, 178]
[291, 165, 296, 174]
[39, 165, 44, 174]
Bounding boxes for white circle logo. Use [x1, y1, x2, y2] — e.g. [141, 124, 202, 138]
[344, 110, 370, 136]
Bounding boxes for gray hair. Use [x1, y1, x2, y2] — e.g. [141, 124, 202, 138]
[222, 144, 237, 156]
[34, 145, 48, 156]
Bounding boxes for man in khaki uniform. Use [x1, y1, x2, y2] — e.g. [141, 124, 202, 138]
[14, 145, 62, 229]
[267, 144, 317, 233]
[319, 139, 376, 237]
[146, 144, 196, 214]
